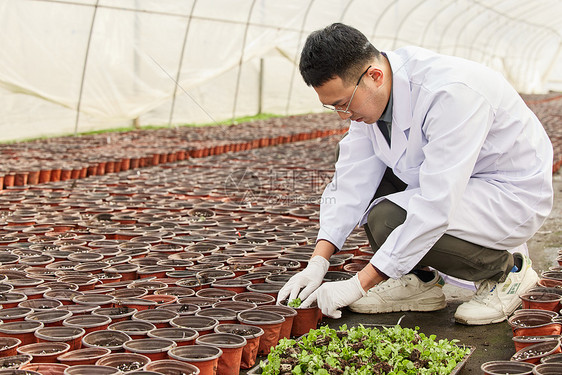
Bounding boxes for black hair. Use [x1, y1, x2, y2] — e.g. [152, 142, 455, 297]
[299, 23, 380, 87]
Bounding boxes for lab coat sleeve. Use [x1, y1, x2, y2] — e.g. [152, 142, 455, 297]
[370, 84, 494, 278]
[317, 121, 387, 250]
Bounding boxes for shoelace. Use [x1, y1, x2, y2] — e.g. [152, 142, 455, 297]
[472, 279, 500, 305]
[367, 275, 413, 294]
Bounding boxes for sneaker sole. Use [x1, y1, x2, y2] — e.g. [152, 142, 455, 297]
[454, 313, 512, 326]
[349, 297, 447, 314]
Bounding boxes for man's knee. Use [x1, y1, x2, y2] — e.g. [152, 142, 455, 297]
[367, 200, 407, 247]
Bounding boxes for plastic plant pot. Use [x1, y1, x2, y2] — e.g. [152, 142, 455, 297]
[509, 313, 562, 337]
[245, 282, 282, 298]
[25, 309, 72, 327]
[533, 363, 562, 374]
[16, 341, 71, 363]
[132, 309, 179, 329]
[0, 370, 40, 375]
[72, 294, 116, 309]
[232, 292, 275, 306]
[255, 304, 297, 340]
[0, 293, 27, 309]
[147, 327, 199, 346]
[540, 352, 562, 363]
[96, 352, 151, 373]
[81, 330, 132, 352]
[214, 324, 264, 369]
[155, 303, 201, 317]
[62, 364, 123, 375]
[34, 326, 85, 351]
[281, 300, 322, 338]
[236, 310, 285, 356]
[117, 298, 157, 312]
[110, 287, 148, 299]
[57, 347, 112, 366]
[511, 339, 562, 364]
[167, 345, 222, 375]
[195, 288, 237, 301]
[108, 321, 157, 340]
[170, 316, 219, 336]
[18, 298, 62, 312]
[195, 333, 246, 375]
[56, 276, 98, 291]
[513, 335, 561, 352]
[19, 363, 69, 375]
[513, 309, 559, 319]
[520, 292, 562, 313]
[153, 287, 195, 298]
[0, 354, 33, 370]
[143, 359, 200, 375]
[212, 301, 257, 312]
[0, 307, 33, 323]
[195, 308, 238, 325]
[43, 290, 83, 306]
[176, 297, 218, 309]
[0, 337, 21, 357]
[55, 304, 99, 316]
[481, 360, 535, 375]
[139, 294, 178, 306]
[93, 307, 138, 323]
[62, 314, 112, 335]
[122, 338, 176, 361]
[0, 320, 44, 345]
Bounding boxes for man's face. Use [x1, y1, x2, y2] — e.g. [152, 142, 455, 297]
[314, 67, 388, 125]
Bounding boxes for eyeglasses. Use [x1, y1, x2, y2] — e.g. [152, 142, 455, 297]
[323, 65, 371, 114]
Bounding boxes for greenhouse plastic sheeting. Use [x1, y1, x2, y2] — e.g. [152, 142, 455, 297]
[0, 0, 561, 142]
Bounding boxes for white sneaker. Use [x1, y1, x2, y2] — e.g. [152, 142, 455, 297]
[348, 270, 447, 313]
[454, 253, 539, 325]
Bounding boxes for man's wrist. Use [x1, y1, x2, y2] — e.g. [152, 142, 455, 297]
[311, 239, 336, 261]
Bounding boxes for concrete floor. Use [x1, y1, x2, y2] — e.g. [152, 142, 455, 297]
[321, 170, 562, 374]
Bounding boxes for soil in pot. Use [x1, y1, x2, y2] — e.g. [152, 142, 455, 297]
[0, 307, 33, 323]
[92, 306, 138, 323]
[509, 313, 562, 337]
[0, 354, 33, 370]
[19, 363, 69, 375]
[170, 316, 219, 336]
[56, 347, 112, 366]
[108, 321, 157, 340]
[132, 309, 178, 329]
[167, 345, 222, 375]
[62, 364, 123, 375]
[62, 315, 112, 335]
[143, 359, 200, 375]
[481, 360, 535, 375]
[0, 337, 21, 357]
[236, 310, 285, 356]
[25, 309, 72, 327]
[195, 308, 238, 325]
[520, 292, 562, 313]
[533, 363, 562, 374]
[513, 335, 561, 352]
[123, 338, 177, 361]
[195, 333, 246, 375]
[96, 352, 151, 373]
[232, 292, 275, 306]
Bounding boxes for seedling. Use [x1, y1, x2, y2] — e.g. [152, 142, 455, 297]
[288, 298, 302, 308]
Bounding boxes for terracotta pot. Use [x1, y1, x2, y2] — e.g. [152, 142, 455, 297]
[96, 352, 151, 373]
[255, 305, 297, 340]
[63, 315, 112, 335]
[123, 338, 176, 361]
[195, 333, 246, 375]
[0, 354, 33, 370]
[0, 337, 21, 357]
[57, 347, 112, 366]
[0, 320, 44, 345]
[511, 339, 562, 364]
[143, 359, 200, 375]
[17, 341, 71, 363]
[170, 316, 219, 336]
[167, 345, 222, 375]
[236, 310, 284, 356]
[108, 320, 157, 340]
[62, 364, 123, 375]
[81, 330, 132, 352]
[19, 363, 69, 375]
[147, 327, 198, 346]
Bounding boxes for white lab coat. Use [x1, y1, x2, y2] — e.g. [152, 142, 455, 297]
[317, 46, 553, 279]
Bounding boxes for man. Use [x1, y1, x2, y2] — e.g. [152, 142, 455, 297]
[277, 23, 553, 325]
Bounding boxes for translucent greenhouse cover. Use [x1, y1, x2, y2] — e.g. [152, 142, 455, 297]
[0, 0, 561, 142]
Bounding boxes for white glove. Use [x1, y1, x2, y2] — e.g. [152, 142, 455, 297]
[301, 273, 366, 319]
[277, 255, 330, 304]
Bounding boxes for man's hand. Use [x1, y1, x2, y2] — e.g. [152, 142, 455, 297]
[277, 255, 330, 304]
